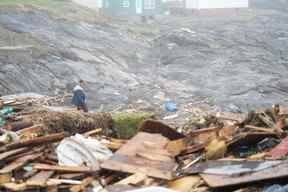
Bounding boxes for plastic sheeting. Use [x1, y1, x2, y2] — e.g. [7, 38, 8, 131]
[56, 134, 113, 170]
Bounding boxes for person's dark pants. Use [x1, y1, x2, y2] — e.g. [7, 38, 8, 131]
[77, 104, 88, 112]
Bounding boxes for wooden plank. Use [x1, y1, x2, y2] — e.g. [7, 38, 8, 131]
[138, 120, 185, 140]
[33, 163, 97, 173]
[0, 153, 42, 174]
[201, 162, 288, 188]
[23, 170, 38, 180]
[245, 125, 276, 133]
[2, 133, 68, 152]
[0, 147, 29, 162]
[168, 176, 201, 192]
[115, 173, 147, 185]
[70, 176, 94, 192]
[17, 124, 43, 135]
[136, 152, 173, 162]
[59, 173, 86, 180]
[0, 173, 12, 184]
[1, 183, 28, 191]
[26, 171, 54, 187]
[101, 132, 177, 180]
[102, 155, 175, 180]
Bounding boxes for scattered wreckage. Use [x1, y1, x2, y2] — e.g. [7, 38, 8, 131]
[0, 95, 288, 192]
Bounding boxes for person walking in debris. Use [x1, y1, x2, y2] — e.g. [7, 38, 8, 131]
[72, 80, 88, 112]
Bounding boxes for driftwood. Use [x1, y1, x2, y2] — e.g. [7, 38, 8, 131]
[33, 163, 97, 173]
[0, 132, 68, 152]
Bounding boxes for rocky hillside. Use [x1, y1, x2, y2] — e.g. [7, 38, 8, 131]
[1, 3, 288, 111]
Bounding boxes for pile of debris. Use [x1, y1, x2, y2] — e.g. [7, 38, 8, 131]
[1, 96, 288, 191]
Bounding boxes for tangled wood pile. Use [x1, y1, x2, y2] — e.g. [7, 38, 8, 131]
[1, 95, 288, 191]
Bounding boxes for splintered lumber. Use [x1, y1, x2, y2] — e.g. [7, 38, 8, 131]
[115, 173, 147, 186]
[1, 183, 28, 191]
[47, 179, 82, 185]
[168, 176, 202, 192]
[17, 124, 43, 135]
[200, 162, 288, 188]
[245, 125, 276, 133]
[70, 176, 94, 192]
[0, 153, 42, 174]
[33, 163, 97, 173]
[10, 121, 34, 132]
[0, 173, 12, 184]
[1, 132, 68, 151]
[26, 171, 54, 187]
[138, 120, 185, 140]
[60, 173, 86, 180]
[101, 132, 177, 180]
[0, 147, 29, 161]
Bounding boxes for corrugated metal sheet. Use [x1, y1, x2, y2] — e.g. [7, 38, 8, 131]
[185, 0, 249, 9]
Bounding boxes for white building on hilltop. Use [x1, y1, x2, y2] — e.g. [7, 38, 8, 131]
[185, 0, 249, 9]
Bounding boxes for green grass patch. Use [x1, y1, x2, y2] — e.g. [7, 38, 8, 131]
[0, 0, 66, 8]
[113, 112, 154, 139]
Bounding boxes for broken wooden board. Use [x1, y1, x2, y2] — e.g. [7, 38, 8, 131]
[115, 173, 147, 186]
[0, 173, 12, 184]
[70, 176, 94, 192]
[1, 132, 68, 152]
[26, 171, 54, 187]
[33, 163, 97, 173]
[1, 182, 28, 191]
[167, 127, 219, 156]
[200, 161, 288, 188]
[59, 173, 86, 180]
[138, 120, 185, 140]
[168, 176, 201, 192]
[0, 153, 42, 174]
[0, 147, 29, 162]
[101, 132, 177, 180]
[228, 132, 278, 148]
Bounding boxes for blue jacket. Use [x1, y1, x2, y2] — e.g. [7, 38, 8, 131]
[72, 85, 86, 107]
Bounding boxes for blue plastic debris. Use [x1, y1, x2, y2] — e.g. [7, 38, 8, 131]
[0, 107, 13, 116]
[164, 101, 177, 112]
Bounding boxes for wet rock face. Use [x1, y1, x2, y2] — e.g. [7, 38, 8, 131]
[0, 8, 288, 111]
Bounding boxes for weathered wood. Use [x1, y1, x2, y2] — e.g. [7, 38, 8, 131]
[138, 120, 185, 140]
[84, 128, 102, 137]
[10, 121, 33, 132]
[59, 173, 86, 180]
[201, 162, 288, 188]
[136, 152, 173, 162]
[101, 132, 177, 180]
[26, 171, 54, 187]
[70, 176, 94, 192]
[1, 183, 28, 191]
[47, 178, 82, 185]
[0, 147, 29, 162]
[0, 153, 42, 174]
[33, 163, 97, 173]
[102, 155, 175, 180]
[115, 173, 147, 186]
[245, 125, 276, 133]
[23, 170, 38, 180]
[168, 176, 201, 192]
[0, 173, 12, 184]
[0, 133, 68, 152]
[17, 124, 43, 135]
